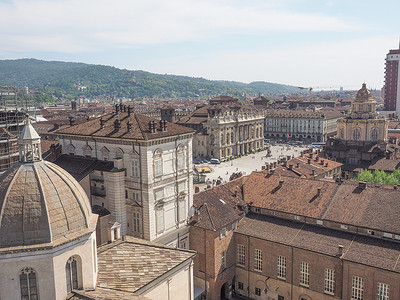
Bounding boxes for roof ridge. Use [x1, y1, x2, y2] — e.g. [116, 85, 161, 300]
[134, 113, 147, 140]
[204, 203, 216, 231]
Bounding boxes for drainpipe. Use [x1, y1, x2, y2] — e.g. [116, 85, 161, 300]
[247, 235, 250, 299]
[204, 228, 207, 297]
[291, 247, 294, 300]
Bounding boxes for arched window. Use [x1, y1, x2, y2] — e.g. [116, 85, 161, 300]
[114, 147, 124, 159]
[66, 256, 78, 293]
[100, 146, 110, 161]
[82, 145, 92, 158]
[210, 134, 215, 145]
[226, 133, 229, 145]
[66, 144, 75, 156]
[20, 267, 39, 300]
[353, 128, 361, 141]
[153, 149, 163, 177]
[371, 128, 378, 141]
[340, 128, 344, 139]
[231, 132, 234, 144]
[221, 134, 224, 145]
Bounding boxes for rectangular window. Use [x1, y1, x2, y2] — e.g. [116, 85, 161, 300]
[133, 211, 140, 233]
[324, 269, 335, 295]
[352, 276, 364, 300]
[222, 251, 226, 269]
[237, 244, 245, 267]
[132, 192, 139, 203]
[178, 199, 186, 222]
[377, 282, 389, 300]
[255, 287, 261, 296]
[132, 159, 139, 177]
[278, 256, 286, 280]
[155, 189, 164, 202]
[156, 209, 164, 233]
[238, 282, 244, 290]
[178, 152, 185, 170]
[254, 249, 262, 272]
[300, 262, 309, 287]
[154, 158, 162, 177]
[220, 227, 227, 239]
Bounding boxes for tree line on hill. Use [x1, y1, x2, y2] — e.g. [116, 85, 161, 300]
[0, 59, 299, 103]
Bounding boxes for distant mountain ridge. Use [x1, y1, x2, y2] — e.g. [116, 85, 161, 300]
[0, 58, 299, 100]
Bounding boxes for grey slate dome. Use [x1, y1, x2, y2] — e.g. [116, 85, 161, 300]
[0, 121, 94, 249]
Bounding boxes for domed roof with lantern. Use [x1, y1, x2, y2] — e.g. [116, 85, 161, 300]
[355, 83, 373, 102]
[0, 119, 96, 250]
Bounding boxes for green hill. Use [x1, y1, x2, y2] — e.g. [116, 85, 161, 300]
[0, 58, 299, 101]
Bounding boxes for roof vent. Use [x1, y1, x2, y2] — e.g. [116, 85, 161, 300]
[127, 121, 132, 132]
[127, 105, 132, 116]
[338, 245, 344, 257]
[308, 158, 311, 164]
[100, 118, 105, 129]
[115, 104, 120, 114]
[317, 187, 322, 196]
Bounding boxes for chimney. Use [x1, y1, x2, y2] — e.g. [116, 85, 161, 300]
[100, 118, 105, 129]
[317, 187, 322, 196]
[338, 245, 344, 256]
[296, 162, 300, 168]
[316, 156, 319, 162]
[115, 104, 119, 114]
[69, 115, 76, 126]
[119, 103, 123, 113]
[127, 121, 132, 132]
[312, 169, 316, 177]
[114, 119, 121, 131]
[127, 105, 132, 116]
[358, 181, 367, 190]
[149, 121, 157, 133]
[278, 179, 284, 188]
[159, 119, 167, 132]
[308, 158, 311, 164]
[289, 164, 293, 170]
[269, 169, 275, 175]
[320, 159, 325, 166]
[123, 105, 127, 112]
[325, 162, 329, 167]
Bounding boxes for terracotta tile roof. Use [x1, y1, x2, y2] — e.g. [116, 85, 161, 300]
[323, 181, 400, 233]
[94, 237, 195, 294]
[243, 173, 338, 219]
[237, 213, 400, 272]
[368, 158, 400, 172]
[191, 178, 246, 230]
[56, 112, 194, 140]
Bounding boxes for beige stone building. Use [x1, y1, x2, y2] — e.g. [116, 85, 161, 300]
[264, 109, 341, 142]
[56, 105, 195, 247]
[177, 96, 265, 160]
[337, 83, 388, 143]
[0, 121, 197, 300]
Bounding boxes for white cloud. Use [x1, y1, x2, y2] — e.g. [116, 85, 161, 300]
[137, 35, 397, 89]
[0, 0, 360, 53]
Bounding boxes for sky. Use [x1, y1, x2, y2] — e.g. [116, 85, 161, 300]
[1, 0, 400, 90]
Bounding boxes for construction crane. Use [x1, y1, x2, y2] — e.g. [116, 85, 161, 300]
[298, 86, 313, 100]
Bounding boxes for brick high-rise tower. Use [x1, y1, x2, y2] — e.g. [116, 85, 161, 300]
[384, 42, 400, 113]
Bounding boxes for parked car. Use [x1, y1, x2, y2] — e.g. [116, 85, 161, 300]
[210, 158, 221, 164]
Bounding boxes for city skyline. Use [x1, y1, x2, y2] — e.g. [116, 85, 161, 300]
[1, 0, 399, 90]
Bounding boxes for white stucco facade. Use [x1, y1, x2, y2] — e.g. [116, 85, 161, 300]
[59, 132, 194, 248]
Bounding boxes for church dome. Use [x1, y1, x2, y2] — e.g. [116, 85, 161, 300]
[0, 121, 94, 249]
[355, 83, 372, 101]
